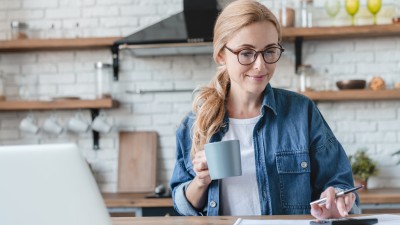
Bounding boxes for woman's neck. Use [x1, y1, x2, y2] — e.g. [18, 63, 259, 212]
[226, 90, 263, 119]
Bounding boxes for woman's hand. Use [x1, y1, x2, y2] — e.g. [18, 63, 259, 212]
[185, 150, 212, 210]
[311, 187, 356, 219]
[192, 150, 212, 187]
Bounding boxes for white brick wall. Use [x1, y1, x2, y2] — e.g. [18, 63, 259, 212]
[0, 0, 399, 193]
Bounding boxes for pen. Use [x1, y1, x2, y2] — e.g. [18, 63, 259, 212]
[310, 185, 363, 205]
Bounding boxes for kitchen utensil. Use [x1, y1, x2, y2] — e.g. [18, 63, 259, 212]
[205, 140, 242, 180]
[117, 131, 157, 193]
[42, 114, 63, 135]
[19, 114, 40, 134]
[91, 112, 112, 133]
[336, 79, 366, 90]
[67, 112, 90, 133]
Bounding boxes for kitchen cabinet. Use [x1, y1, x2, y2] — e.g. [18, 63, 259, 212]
[358, 188, 400, 213]
[103, 192, 177, 217]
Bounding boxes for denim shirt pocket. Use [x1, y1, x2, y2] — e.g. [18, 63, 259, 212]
[276, 151, 311, 212]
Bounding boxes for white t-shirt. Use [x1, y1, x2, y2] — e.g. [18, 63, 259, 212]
[220, 116, 261, 216]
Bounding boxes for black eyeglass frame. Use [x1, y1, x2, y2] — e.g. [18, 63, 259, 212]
[224, 44, 285, 65]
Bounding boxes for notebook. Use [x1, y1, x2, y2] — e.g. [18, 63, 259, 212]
[0, 143, 112, 225]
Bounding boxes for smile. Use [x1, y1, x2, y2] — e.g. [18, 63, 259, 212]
[246, 74, 267, 81]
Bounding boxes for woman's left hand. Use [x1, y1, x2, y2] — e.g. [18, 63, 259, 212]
[311, 186, 356, 219]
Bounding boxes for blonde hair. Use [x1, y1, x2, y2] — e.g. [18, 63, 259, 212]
[191, 0, 281, 155]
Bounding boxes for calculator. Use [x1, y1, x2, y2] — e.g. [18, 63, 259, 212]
[309, 218, 378, 225]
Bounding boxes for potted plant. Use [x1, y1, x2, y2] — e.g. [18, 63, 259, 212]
[348, 149, 378, 189]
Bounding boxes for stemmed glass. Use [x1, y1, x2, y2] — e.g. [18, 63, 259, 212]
[345, 0, 360, 26]
[324, 0, 341, 26]
[367, 0, 382, 25]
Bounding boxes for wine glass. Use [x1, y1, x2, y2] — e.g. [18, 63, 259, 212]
[345, 0, 360, 26]
[367, 0, 382, 25]
[324, 0, 341, 26]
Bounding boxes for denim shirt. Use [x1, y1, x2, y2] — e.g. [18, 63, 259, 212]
[170, 84, 358, 216]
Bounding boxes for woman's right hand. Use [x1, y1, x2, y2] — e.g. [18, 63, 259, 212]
[192, 150, 212, 187]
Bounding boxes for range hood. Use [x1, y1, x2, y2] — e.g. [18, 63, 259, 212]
[111, 0, 223, 80]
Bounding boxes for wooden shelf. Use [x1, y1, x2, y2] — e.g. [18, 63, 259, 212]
[0, 97, 117, 111]
[0, 24, 399, 52]
[282, 24, 400, 41]
[301, 89, 400, 101]
[0, 37, 121, 52]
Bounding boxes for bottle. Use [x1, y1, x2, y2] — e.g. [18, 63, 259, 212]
[279, 0, 295, 27]
[94, 62, 112, 99]
[298, 64, 312, 92]
[301, 0, 313, 28]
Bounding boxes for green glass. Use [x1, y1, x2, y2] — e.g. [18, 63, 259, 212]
[367, 0, 382, 25]
[345, 0, 360, 26]
[324, 0, 341, 26]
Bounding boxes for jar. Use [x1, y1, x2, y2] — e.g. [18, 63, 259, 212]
[10, 21, 28, 39]
[18, 75, 38, 100]
[298, 64, 312, 92]
[279, 0, 295, 27]
[94, 62, 112, 99]
[300, 0, 313, 28]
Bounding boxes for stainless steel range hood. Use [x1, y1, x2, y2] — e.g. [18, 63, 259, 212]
[111, 0, 222, 80]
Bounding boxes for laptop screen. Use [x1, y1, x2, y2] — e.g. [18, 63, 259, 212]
[0, 143, 112, 225]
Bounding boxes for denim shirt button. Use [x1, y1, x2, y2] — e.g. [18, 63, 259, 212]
[301, 161, 308, 168]
[210, 201, 217, 208]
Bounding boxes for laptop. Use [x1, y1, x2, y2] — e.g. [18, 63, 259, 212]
[0, 143, 112, 225]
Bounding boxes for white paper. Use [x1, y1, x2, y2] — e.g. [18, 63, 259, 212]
[233, 214, 400, 225]
[233, 218, 311, 225]
[357, 214, 400, 225]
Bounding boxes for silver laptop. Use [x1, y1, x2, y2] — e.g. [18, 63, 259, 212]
[0, 143, 112, 225]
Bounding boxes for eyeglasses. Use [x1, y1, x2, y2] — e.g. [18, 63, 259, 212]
[224, 44, 285, 65]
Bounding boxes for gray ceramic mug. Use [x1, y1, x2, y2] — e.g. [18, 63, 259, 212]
[204, 140, 242, 180]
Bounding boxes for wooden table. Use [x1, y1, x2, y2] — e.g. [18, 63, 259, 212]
[111, 215, 313, 225]
[110, 214, 400, 225]
[358, 188, 400, 213]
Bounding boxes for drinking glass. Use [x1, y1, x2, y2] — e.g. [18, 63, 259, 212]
[367, 0, 382, 25]
[324, 0, 341, 26]
[345, 0, 360, 26]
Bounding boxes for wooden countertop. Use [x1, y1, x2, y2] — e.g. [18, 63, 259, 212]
[103, 193, 173, 208]
[103, 188, 400, 208]
[359, 188, 400, 204]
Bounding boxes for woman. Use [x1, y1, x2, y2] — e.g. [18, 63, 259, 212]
[170, 0, 358, 218]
